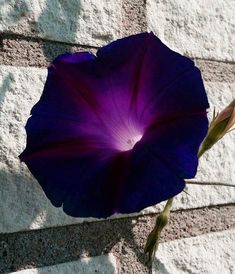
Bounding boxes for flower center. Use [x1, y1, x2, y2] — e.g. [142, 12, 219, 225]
[117, 132, 143, 151]
[126, 134, 142, 149]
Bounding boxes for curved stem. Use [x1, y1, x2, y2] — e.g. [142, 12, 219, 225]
[144, 198, 173, 264]
[186, 181, 235, 187]
[144, 131, 233, 263]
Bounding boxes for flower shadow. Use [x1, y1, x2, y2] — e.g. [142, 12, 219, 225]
[36, 0, 81, 62]
[152, 259, 171, 274]
[0, 167, 152, 273]
[0, 166, 152, 273]
[0, 73, 14, 106]
[1, 3, 153, 273]
[0, 0, 30, 27]
[36, 255, 117, 274]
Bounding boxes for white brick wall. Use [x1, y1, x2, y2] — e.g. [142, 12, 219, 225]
[196, 82, 235, 183]
[9, 254, 117, 274]
[0, 1, 234, 273]
[147, 0, 235, 61]
[0, 0, 123, 46]
[0, 65, 234, 233]
[153, 229, 235, 274]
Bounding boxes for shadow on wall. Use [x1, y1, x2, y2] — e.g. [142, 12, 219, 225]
[1, 2, 150, 273]
[0, 169, 54, 234]
[0, 167, 149, 273]
[0, 169, 116, 272]
[0, 53, 150, 274]
[0, 73, 13, 106]
[36, 0, 81, 60]
[35, 256, 117, 274]
[153, 259, 171, 274]
[0, 0, 30, 26]
[1, 0, 82, 62]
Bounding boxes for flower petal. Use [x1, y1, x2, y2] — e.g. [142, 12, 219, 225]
[113, 147, 185, 214]
[31, 52, 100, 122]
[20, 115, 118, 217]
[96, 32, 209, 125]
[20, 127, 185, 217]
[142, 114, 208, 178]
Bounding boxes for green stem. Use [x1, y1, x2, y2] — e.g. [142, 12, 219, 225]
[144, 150, 205, 263]
[144, 198, 173, 264]
[186, 181, 235, 187]
[164, 197, 173, 214]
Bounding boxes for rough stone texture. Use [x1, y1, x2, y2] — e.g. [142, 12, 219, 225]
[195, 59, 235, 83]
[122, 0, 147, 36]
[1, 36, 235, 83]
[8, 254, 117, 274]
[0, 35, 97, 67]
[0, 0, 123, 47]
[153, 229, 235, 274]
[0, 66, 87, 233]
[195, 81, 235, 183]
[0, 205, 234, 273]
[147, 0, 235, 61]
[0, 1, 234, 274]
[0, 65, 234, 233]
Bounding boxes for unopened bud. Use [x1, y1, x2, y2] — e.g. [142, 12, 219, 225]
[144, 212, 169, 263]
[198, 100, 235, 157]
[144, 198, 173, 263]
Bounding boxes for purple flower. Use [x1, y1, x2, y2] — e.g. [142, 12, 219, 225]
[20, 32, 209, 218]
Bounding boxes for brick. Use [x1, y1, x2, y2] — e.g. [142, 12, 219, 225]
[9, 254, 117, 274]
[0, 205, 234, 273]
[0, 65, 234, 233]
[0, 36, 96, 67]
[0, 0, 123, 47]
[153, 229, 235, 274]
[195, 82, 235, 183]
[147, 0, 235, 61]
[121, 0, 147, 36]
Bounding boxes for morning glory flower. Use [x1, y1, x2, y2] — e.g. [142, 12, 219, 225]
[20, 32, 209, 218]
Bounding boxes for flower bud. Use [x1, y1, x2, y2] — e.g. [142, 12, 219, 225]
[144, 198, 173, 263]
[144, 212, 169, 263]
[198, 100, 235, 157]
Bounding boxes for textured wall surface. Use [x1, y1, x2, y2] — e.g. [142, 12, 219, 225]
[147, 0, 235, 61]
[0, 0, 234, 273]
